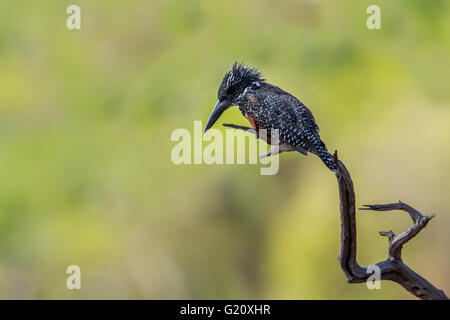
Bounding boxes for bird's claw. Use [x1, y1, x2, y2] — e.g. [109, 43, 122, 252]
[259, 147, 280, 159]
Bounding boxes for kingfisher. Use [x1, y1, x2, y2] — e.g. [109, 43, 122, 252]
[204, 62, 336, 171]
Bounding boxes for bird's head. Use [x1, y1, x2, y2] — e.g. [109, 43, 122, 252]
[204, 62, 263, 133]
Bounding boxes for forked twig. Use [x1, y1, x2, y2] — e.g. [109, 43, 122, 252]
[333, 151, 448, 300]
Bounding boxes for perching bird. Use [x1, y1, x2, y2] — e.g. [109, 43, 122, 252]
[204, 63, 337, 171]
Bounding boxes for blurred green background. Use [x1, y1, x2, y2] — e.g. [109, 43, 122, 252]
[0, 0, 449, 299]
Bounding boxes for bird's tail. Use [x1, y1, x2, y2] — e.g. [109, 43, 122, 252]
[312, 141, 337, 172]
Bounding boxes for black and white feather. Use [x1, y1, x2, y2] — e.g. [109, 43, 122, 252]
[212, 63, 336, 171]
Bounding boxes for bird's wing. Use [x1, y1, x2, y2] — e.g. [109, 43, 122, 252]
[260, 92, 320, 153]
[258, 89, 336, 171]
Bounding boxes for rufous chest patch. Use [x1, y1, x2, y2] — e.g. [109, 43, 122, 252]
[244, 111, 258, 129]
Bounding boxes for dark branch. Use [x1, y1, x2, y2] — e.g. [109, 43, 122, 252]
[333, 151, 448, 300]
[221, 121, 447, 299]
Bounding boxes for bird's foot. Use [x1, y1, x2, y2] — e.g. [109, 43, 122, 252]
[259, 146, 280, 159]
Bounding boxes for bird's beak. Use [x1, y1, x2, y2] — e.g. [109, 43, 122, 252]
[204, 100, 230, 133]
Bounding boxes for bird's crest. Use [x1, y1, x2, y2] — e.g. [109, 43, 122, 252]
[218, 62, 264, 100]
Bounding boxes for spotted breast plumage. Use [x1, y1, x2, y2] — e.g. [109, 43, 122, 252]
[204, 63, 337, 171]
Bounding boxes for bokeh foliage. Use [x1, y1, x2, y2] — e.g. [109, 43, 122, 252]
[0, 0, 448, 299]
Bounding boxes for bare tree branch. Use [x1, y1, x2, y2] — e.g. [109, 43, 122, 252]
[333, 151, 448, 300]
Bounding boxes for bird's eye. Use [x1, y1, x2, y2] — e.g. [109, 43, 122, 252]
[250, 82, 261, 90]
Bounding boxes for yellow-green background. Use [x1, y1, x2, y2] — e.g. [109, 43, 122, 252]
[0, 0, 448, 299]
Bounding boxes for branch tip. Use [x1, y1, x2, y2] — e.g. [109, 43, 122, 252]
[379, 230, 395, 240]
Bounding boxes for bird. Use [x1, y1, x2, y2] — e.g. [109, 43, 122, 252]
[204, 62, 337, 171]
